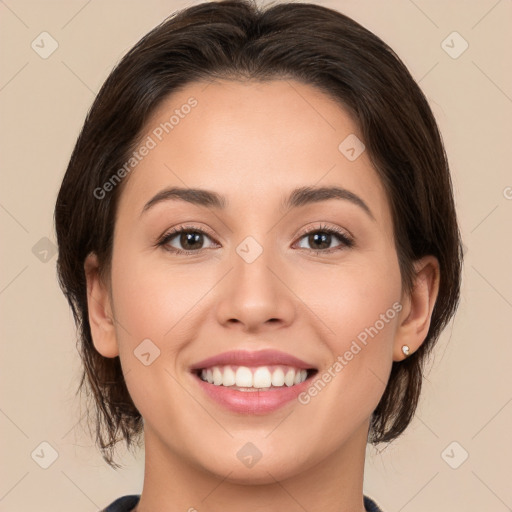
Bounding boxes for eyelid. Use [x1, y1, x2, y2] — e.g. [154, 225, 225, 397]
[161, 222, 216, 236]
[294, 222, 354, 243]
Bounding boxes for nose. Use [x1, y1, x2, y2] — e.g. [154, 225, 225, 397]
[215, 241, 296, 333]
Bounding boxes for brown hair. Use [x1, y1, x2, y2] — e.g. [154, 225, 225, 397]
[54, 0, 463, 468]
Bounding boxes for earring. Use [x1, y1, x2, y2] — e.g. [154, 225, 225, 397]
[402, 345, 410, 357]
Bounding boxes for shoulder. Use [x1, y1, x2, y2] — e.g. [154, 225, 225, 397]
[102, 494, 381, 512]
[101, 494, 140, 512]
[364, 495, 384, 512]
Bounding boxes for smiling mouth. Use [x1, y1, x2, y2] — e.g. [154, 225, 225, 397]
[193, 365, 318, 391]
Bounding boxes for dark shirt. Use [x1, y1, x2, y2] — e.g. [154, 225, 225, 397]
[102, 494, 384, 511]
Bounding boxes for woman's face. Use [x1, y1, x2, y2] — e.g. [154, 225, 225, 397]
[92, 79, 408, 482]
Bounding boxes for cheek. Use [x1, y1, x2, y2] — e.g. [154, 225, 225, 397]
[290, 264, 402, 443]
[305, 256, 402, 342]
[108, 250, 199, 419]
[300, 255, 402, 406]
[110, 248, 212, 342]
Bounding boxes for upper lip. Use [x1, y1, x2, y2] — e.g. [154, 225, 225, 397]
[190, 349, 317, 371]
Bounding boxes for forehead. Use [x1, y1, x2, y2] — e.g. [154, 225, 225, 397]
[118, 79, 389, 222]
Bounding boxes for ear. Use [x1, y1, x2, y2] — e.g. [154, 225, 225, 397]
[84, 252, 119, 358]
[393, 255, 440, 361]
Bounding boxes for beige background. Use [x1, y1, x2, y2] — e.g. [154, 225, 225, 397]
[1, 0, 511, 511]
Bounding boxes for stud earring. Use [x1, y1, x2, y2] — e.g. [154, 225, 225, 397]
[402, 345, 410, 357]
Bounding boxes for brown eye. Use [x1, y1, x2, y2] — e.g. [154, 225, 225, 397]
[158, 226, 218, 255]
[176, 231, 204, 251]
[295, 226, 354, 253]
[304, 232, 335, 250]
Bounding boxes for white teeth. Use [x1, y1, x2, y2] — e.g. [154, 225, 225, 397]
[284, 369, 295, 387]
[271, 368, 285, 386]
[212, 367, 223, 385]
[222, 366, 236, 386]
[253, 367, 272, 388]
[235, 367, 253, 387]
[199, 365, 309, 388]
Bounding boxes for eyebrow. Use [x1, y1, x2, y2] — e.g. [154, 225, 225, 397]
[141, 185, 375, 220]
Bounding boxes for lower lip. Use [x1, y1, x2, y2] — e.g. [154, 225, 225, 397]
[191, 372, 314, 414]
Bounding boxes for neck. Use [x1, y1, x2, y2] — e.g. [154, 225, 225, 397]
[134, 420, 370, 512]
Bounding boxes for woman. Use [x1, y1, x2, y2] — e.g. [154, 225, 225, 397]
[54, 1, 463, 510]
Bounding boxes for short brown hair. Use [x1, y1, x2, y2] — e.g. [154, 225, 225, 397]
[54, 0, 463, 468]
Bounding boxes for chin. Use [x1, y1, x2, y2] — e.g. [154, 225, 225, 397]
[193, 449, 311, 485]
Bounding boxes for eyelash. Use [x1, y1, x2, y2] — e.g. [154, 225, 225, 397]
[155, 223, 355, 256]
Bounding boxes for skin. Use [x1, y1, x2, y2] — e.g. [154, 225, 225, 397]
[85, 79, 440, 512]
